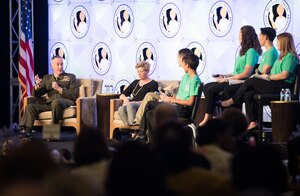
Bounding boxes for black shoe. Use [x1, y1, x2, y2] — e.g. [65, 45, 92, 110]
[129, 121, 139, 126]
[19, 126, 26, 133]
[19, 131, 33, 138]
[132, 130, 147, 141]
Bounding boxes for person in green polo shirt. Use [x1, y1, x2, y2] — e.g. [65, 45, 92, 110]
[256, 27, 278, 74]
[199, 25, 262, 127]
[221, 32, 299, 130]
[220, 27, 279, 122]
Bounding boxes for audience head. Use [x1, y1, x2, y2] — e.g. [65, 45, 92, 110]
[153, 120, 192, 153]
[152, 120, 197, 173]
[232, 145, 288, 195]
[2, 139, 20, 156]
[277, 32, 299, 61]
[196, 118, 235, 152]
[43, 172, 95, 196]
[239, 25, 262, 56]
[50, 148, 72, 165]
[73, 126, 110, 166]
[221, 108, 248, 137]
[153, 102, 179, 129]
[1, 131, 20, 156]
[0, 141, 58, 193]
[260, 27, 277, 42]
[287, 136, 300, 182]
[106, 141, 167, 196]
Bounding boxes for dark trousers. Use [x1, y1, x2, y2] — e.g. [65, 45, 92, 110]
[232, 77, 293, 121]
[20, 98, 75, 129]
[203, 82, 229, 114]
[222, 83, 243, 100]
[221, 83, 244, 109]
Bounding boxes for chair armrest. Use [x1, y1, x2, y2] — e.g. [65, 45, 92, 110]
[110, 99, 123, 129]
[110, 98, 123, 113]
[76, 97, 97, 128]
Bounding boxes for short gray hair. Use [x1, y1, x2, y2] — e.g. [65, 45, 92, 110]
[135, 61, 150, 72]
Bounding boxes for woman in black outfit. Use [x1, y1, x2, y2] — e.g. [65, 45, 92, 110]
[118, 61, 158, 126]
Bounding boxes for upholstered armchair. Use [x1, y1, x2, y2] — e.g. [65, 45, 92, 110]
[109, 80, 180, 138]
[24, 78, 103, 135]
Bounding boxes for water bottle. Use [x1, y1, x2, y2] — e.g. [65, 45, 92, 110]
[280, 88, 285, 101]
[284, 88, 291, 101]
[104, 85, 109, 94]
[107, 85, 111, 94]
[110, 85, 114, 94]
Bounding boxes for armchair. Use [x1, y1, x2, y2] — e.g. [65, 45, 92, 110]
[24, 78, 103, 135]
[109, 80, 180, 139]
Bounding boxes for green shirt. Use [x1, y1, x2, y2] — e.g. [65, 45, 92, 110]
[258, 47, 278, 72]
[176, 73, 200, 101]
[270, 52, 299, 83]
[233, 48, 259, 76]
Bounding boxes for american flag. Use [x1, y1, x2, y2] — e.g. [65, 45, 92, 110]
[19, 0, 34, 118]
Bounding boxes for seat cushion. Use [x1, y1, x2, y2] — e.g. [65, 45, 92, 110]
[114, 111, 123, 121]
[38, 107, 77, 120]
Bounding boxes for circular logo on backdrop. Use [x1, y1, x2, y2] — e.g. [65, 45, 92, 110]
[136, 42, 157, 76]
[70, 6, 90, 39]
[263, 0, 291, 34]
[115, 79, 130, 94]
[159, 3, 181, 38]
[113, 4, 134, 38]
[50, 42, 69, 70]
[209, 1, 233, 37]
[92, 42, 112, 76]
[187, 42, 206, 76]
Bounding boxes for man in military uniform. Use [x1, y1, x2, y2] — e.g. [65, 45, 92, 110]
[19, 55, 79, 133]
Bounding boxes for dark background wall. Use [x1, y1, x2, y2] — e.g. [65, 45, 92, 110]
[0, 0, 48, 128]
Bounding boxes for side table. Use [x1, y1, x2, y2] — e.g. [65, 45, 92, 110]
[271, 101, 300, 143]
[96, 94, 119, 138]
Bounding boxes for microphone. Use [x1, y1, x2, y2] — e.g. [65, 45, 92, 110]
[158, 87, 172, 97]
[158, 86, 162, 92]
[158, 87, 165, 93]
[154, 87, 162, 95]
[212, 74, 220, 78]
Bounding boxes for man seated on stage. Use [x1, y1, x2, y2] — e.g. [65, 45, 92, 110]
[19, 55, 79, 134]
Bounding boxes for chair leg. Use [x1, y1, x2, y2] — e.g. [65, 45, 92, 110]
[187, 123, 197, 147]
[257, 101, 263, 144]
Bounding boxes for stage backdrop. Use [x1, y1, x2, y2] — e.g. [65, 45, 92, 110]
[48, 0, 300, 121]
